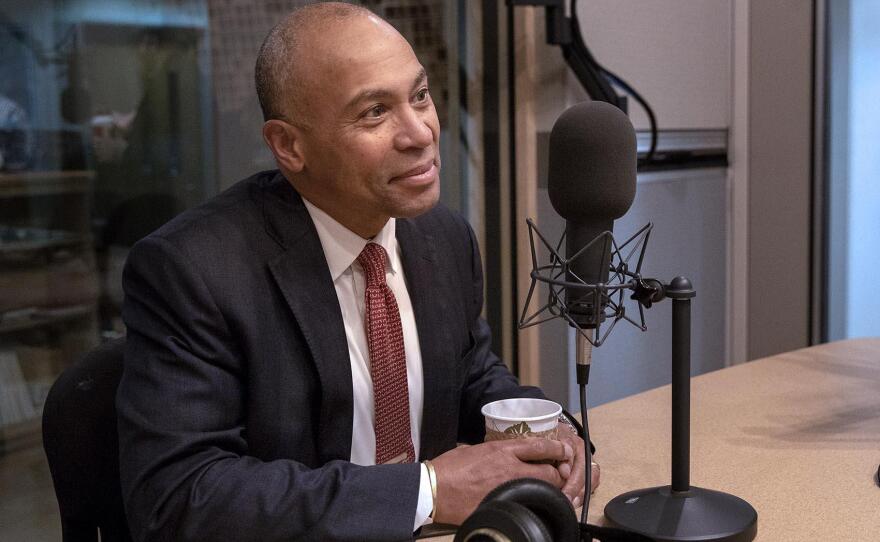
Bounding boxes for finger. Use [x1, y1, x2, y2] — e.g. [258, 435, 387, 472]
[507, 438, 568, 463]
[521, 463, 564, 488]
[556, 432, 576, 460]
[558, 462, 571, 479]
[561, 441, 586, 500]
[575, 463, 599, 506]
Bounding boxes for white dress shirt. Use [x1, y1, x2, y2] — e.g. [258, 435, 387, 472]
[302, 199, 434, 529]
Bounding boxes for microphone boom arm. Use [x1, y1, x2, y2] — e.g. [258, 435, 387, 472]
[507, 0, 625, 110]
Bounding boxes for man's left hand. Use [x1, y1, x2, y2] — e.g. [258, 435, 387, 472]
[556, 426, 599, 508]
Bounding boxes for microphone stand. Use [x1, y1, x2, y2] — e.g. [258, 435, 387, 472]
[520, 220, 758, 542]
[603, 277, 757, 542]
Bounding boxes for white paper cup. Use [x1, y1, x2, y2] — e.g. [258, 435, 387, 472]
[481, 398, 562, 441]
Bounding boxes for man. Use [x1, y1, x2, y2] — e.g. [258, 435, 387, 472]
[117, 3, 594, 540]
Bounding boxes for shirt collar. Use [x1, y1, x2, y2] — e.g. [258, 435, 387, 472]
[302, 197, 398, 282]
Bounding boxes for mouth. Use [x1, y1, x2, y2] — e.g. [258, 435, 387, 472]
[390, 160, 439, 184]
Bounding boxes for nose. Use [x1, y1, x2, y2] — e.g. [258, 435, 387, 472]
[393, 106, 435, 151]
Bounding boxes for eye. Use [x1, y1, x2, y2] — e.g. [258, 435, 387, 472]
[364, 104, 388, 119]
[414, 87, 430, 103]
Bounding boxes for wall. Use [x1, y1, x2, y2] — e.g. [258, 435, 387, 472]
[578, 0, 815, 363]
[518, 0, 816, 407]
[520, 1, 733, 407]
[576, 0, 731, 131]
[746, 1, 813, 359]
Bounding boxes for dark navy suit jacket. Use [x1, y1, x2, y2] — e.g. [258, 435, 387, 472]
[116, 170, 543, 541]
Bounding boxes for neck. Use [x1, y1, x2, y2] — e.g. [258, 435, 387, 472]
[287, 177, 387, 239]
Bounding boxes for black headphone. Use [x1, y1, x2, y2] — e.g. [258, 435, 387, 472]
[454, 478, 655, 542]
[454, 478, 579, 542]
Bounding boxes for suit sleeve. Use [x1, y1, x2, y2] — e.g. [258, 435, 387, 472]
[454, 220, 546, 444]
[117, 235, 420, 542]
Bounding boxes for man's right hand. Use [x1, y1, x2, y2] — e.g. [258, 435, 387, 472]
[429, 438, 572, 525]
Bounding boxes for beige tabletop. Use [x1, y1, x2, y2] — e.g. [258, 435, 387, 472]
[427, 338, 880, 540]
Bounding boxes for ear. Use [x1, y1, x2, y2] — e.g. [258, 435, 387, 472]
[262, 119, 305, 174]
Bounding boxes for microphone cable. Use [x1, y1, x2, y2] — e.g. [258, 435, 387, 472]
[576, 377, 654, 541]
[568, 383, 654, 541]
[579, 377, 592, 525]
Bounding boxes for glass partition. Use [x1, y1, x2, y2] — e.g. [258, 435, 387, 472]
[0, 1, 494, 538]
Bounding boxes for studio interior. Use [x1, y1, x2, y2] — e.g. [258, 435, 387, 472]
[0, 1, 877, 541]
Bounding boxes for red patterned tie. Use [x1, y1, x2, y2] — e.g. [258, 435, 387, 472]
[357, 242, 416, 464]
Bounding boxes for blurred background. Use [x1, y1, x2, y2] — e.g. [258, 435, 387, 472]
[0, 1, 877, 538]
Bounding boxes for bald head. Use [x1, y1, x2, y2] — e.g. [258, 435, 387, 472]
[255, 2, 387, 125]
[256, 1, 440, 237]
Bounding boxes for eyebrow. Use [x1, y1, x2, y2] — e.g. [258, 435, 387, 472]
[344, 68, 428, 112]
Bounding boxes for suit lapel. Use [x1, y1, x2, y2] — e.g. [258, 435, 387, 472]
[397, 219, 457, 460]
[260, 173, 459, 463]
[262, 174, 354, 464]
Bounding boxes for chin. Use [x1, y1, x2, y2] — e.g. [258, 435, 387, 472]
[395, 187, 440, 219]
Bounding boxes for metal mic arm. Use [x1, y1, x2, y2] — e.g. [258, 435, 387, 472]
[507, 0, 625, 110]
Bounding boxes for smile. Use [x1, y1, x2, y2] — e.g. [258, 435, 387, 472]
[390, 162, 438, 185]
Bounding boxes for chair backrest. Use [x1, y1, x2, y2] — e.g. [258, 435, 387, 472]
[42, 338, 131, 542]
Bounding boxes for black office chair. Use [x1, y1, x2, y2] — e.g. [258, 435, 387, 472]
[42, 338, 131, 542]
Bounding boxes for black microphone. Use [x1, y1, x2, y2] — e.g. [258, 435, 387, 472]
[547, 100, 637, 330]
[545, 100, 639, 530]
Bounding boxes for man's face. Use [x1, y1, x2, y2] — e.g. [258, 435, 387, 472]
[291, 16, 441, 237]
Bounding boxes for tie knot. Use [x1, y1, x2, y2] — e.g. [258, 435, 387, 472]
[357, 242, 388, 288]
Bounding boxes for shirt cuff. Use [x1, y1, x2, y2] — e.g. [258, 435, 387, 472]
[413, 463, 434, 530]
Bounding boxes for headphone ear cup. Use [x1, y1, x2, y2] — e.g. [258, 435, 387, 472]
[454, 500, 553, 542]
[480, 478, 579, 542]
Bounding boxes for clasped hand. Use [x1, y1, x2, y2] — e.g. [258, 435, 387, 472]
[430, 428, 596, 525]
